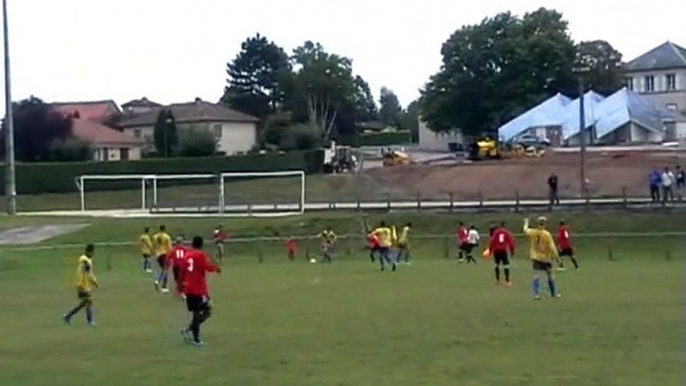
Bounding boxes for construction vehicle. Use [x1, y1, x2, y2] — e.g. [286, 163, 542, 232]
[382, 148, 413, 166]
[323, 142, 359, 173]
[467, 136, 501, 160]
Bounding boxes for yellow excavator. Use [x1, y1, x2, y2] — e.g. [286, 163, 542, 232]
[467, 136, 501, 160]
[382, 148, 413, 166]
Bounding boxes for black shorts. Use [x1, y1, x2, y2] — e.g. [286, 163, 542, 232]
[532, 260, 553, 271]
[493, 250, 510, 266]
[157, 254, 166, 269]
[459, 242, 470, 251]
[559, 247, 574, 257]
[397, 242, 408, 250]
[172, 265, 181, 283]
[77, 290, 91, 300]
[186, 295, 211, 313]
[142, 253, 151, 259]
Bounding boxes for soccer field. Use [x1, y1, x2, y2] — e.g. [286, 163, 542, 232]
[0, 212, 683, 386]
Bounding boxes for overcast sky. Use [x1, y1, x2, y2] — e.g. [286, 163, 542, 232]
[0, 0, 683, 114]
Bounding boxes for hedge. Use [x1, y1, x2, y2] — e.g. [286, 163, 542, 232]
[338, 131, 412, 147]
[0, 150, 324, 195]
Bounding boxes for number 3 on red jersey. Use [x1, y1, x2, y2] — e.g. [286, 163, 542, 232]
[498, 233, 505, 243]
[187, 257, 194, 272]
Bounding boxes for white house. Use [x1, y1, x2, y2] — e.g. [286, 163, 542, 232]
[119, 98, 259, 155]
[418, 118, 463, 152]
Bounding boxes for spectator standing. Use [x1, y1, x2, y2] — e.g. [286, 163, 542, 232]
[547, 173, 560, 207]
[676, 165, 685, 201]
[661, 167, 675, 203]
[649, 169, 662, 202]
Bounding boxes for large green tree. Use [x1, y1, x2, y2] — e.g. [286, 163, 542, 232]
[284, 41, 358, 140]
[153, 109, 178, 157]
[575, 40, 624, 96]
[421, 8, 577, 136]
[400, 99, 421, 142]
[221, 34, 291, 119]
[378, 87, 402, 127]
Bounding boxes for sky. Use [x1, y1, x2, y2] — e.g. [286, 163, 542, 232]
[0, 0, 684, 115]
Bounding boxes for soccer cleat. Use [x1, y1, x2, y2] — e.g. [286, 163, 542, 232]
[88, 321, 96, 328]
[392, 263, 397, 272]
[145, 269, 153, 273]
[180, 328, 192, 343]
[161, 288, 170, 294]
[556, 267, 566, 272]
[534, 295, 541, 301]
[63, 315, 72, 325]
[192, 340, 207, 347]
[154, 281, 160, 292]
[505, 282, 512, 287]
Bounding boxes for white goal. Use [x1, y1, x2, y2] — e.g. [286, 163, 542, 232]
[76, 171, 306, 217]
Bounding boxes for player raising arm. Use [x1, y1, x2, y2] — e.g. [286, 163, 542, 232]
[523, 217, 560, 300]
[179, 236, 222, 346]
[489, 222, 516, 286]
[63, 244, 98, 327]
[557, 220, 579, 271]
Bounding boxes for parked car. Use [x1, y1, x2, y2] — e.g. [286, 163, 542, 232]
[515, 134, 551, 148]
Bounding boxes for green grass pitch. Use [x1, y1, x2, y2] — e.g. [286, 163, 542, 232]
[0, 211, 683, 386]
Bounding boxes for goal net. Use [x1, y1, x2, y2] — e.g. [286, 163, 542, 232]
[76, 171, 305, 216]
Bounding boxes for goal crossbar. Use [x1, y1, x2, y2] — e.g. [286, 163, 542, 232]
[77, 171, 306, 215]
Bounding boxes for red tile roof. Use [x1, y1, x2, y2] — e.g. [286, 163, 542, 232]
[72, 119, 143, 146]
[51, 100, 122, 122]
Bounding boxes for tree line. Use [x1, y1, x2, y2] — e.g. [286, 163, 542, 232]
[220, 36, 416, 150]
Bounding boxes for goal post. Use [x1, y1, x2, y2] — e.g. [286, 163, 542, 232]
[76, 170, 306, 216]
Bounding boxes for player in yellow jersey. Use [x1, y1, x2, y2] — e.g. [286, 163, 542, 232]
[140, 227, 154, 273]
[372, 221, 396, 272]
[396, 223, 412, 264]
[523, 216, 560, 300]
[318, 226, 337, 263]
[153, 225, 173, 292]
[63, 244, 98, 326]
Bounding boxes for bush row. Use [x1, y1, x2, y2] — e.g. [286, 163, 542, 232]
[0, 150, 324, 195]
[338, 131, 412, 147]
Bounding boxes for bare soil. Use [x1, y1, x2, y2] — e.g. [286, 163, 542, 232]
[366, 151, 685, 200]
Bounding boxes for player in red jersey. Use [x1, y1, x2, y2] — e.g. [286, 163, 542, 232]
[557, 220, 579, 271]
[287, 236, 297, 261]
[368, 232, 380, 262]
[167, 237, 190, 296]
[457, 222, 469, 262]
[212, 225, 228, 263]
[179, 236, 221, 346]
[489, 222, 516, 285]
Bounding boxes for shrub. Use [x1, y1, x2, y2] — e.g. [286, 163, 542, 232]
[177, 128, 218, 157]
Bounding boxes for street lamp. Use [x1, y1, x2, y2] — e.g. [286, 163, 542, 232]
[573, 66, 591, 198]
[3, 0, 16, 215]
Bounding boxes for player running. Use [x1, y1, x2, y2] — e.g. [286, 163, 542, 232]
[372, 222, 396, 272]
[523, 217, 560, 300]
[212, 225, 227, 263]
[63, 244, 98, 327]
[318, 226, 337, 263]
[396, 223, 412, 264]
[557, 220, 579, 271]
[153, 225, 173, 293]
[179, 236, 222, 346]
[457, 222, 469, 262]
[464, 225, 480, 264]
[489, 222, 516, 285]
[139, 227, 153, 273]
[168, 237, 190, 297]
[287, 236, 297, 262]
[368, 231, 380, 263]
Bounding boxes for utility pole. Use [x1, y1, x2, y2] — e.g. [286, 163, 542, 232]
[3, 0, 16, 215]
[578, 77, 587, 198]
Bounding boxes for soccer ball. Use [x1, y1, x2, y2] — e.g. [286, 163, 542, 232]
[310, 258, 317, 264]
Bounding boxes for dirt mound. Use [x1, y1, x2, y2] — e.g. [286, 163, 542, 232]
[367, 151, 685, 200]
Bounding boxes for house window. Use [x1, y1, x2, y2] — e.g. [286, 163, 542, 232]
[213, 124, 222, 138]
[644, 75, 654, 92]
[666, 103, 678, 111]
[625, 77, 634, 90]
[120, 148, 130, 160]
[666, 74, 676, 91]
[133, 129, 141, 138]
